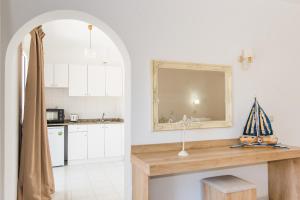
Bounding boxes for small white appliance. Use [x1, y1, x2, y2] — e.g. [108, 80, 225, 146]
[70, 114, 79, 122]
[48, 126, 65, 167]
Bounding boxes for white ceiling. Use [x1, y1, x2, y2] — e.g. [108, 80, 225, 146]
[43, 19, 116, 48]
[23, 19, 123, 65]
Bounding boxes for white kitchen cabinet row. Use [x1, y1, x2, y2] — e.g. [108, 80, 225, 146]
[68, 123, 124, 162]
[69, 64, 123, 96]
[45, 64, 123, 97]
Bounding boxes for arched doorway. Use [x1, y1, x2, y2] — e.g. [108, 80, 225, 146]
[3, 10, 132, 200]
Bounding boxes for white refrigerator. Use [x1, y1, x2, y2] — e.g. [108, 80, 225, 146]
[48, 126, 65, 167]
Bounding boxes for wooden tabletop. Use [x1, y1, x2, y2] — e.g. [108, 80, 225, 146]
[132, 139, 300, 177]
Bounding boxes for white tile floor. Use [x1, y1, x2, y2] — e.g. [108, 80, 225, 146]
[52, 161, 124, 200]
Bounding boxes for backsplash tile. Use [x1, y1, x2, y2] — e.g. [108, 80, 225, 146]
[45, 88, 123, 119]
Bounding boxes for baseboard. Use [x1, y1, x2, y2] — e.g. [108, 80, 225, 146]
[68, 156, 125, 165]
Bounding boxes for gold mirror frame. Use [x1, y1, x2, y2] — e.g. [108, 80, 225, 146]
[152, 60, 232, 131]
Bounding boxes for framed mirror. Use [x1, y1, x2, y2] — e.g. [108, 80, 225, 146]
[152, 60, 232, 131]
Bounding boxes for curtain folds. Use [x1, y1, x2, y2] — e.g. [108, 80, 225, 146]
[17, 26, 55, 200]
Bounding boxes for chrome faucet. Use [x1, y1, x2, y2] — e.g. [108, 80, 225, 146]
[101, 113, 105, 122]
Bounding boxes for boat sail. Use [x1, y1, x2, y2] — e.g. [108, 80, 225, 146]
[240, 98, 278, 145]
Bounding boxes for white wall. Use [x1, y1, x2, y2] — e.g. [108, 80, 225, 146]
[2, 0, 300, 199]
[45, 88, 123, 119]
[0, 0, 3, 196]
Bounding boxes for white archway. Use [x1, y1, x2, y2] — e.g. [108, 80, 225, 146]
[3, 10, 132, 200]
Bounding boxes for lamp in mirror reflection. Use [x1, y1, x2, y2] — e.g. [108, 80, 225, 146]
[193, 99, 200, 105]
[191, 93, 201, 105]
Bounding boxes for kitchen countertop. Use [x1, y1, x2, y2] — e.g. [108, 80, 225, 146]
[47, 118, 124, 126]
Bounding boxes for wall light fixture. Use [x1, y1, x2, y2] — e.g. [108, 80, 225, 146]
[239, 49, 254, 64]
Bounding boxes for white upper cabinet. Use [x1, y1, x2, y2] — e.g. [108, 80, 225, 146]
[87, 65, 106, 96]
[44, 64, 53, 87]
[44, 64, 69, 88]
[69, 64, 88, 96]
[54, 64, 69, 88]
[87, 124, 105, 159]
[105, 67, 123, 96]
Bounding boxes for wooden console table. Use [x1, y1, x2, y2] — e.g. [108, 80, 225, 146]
[131, 139, 300, 200]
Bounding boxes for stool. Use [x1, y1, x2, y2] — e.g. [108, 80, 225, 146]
[202, 175, 256, 200]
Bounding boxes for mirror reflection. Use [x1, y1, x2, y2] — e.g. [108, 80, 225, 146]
[158, 68, 226, 123]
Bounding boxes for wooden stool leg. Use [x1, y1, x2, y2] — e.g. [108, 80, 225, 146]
[268, 158, 300, 200]
[132, 165, 149, 200]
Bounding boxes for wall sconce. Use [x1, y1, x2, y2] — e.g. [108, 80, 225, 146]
[239, 49, 254, 64]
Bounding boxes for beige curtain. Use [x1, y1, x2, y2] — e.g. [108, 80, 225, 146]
[17, 26, 55, 200]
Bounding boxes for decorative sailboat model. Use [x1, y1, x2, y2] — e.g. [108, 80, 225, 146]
[239, 98, 278, 146]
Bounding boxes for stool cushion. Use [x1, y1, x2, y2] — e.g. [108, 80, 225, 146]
[202, 175, 256, 193]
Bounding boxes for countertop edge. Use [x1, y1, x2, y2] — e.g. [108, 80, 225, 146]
[48, 120, 124, 126]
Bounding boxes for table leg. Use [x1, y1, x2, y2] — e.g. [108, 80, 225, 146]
[132, 165, 149, 200]
[268, 158, 300, 200]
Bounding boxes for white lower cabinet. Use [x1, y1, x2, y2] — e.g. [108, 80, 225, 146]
[105, 124, 124, 157]
[68, 131, 88, 161]
[88, 124, 105, 158]
[68, 123, 124, 162]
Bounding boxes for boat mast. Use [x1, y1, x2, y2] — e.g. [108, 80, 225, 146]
[255, 98, 261, 139]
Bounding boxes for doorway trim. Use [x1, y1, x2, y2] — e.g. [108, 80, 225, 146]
[2, 10, 132, 200]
